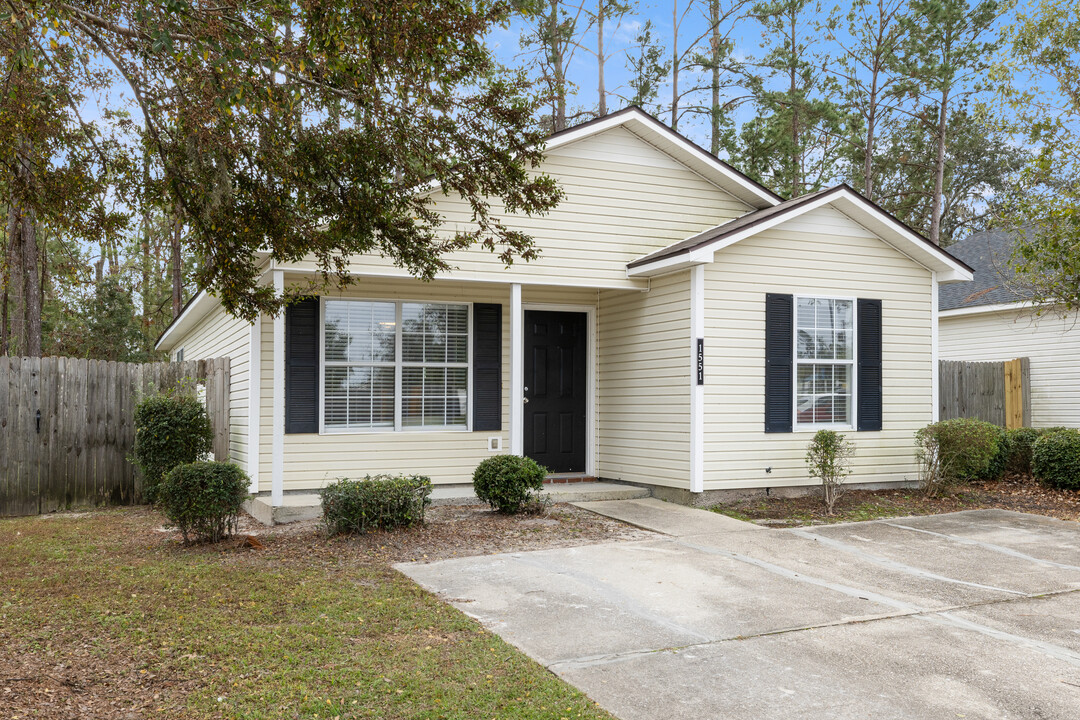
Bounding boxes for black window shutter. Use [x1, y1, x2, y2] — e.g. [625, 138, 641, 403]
[285, 297, 320, 434]
[764, 293, 794, 433]
[472, 303, 502, 432]
[857, 298, 883, 431]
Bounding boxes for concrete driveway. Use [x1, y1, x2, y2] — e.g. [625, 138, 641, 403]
[399, 500, 1080, 719]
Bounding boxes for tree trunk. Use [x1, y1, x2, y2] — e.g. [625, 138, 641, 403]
[17, 206, 41, 358]
[789, 12, 800, 198]
[141, 156, 151, 330]
[171, 215, 183, 317]
[929, 90, 948, 246]
[597, 0, 606, 116]
[549, 0, 567, 132]
[1, 201, 13, 355]
[710, 0, 721, 155]
[671, 0, 679, 130]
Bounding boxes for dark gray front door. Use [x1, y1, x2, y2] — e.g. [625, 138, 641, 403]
[523, 310, 587, 474]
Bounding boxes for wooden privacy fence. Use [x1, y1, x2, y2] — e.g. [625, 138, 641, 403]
[939, 357, 1030, 429]
[0, 357, 230, 517]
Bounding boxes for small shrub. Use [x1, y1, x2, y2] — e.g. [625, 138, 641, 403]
[472, 455, 547, 514]
[320, 475, 433, 535]
[132, 393, 214, 503]
[158, 461, 250, 544]
[1006, 427, 1043, 474]
[978, 425, 1010, 481]
[1032, 429, 1080, 490]
[915, 418, 1001, 496]
[805, 429, 855, 514]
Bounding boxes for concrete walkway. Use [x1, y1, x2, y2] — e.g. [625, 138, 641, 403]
[398, 504, 1080, 719]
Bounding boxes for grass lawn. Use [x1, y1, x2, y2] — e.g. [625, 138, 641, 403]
[0, 507, 616, 720]
[709, 473, 1080, 528]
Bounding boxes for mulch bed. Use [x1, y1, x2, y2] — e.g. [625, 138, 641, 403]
[711, 472, 1080, 527]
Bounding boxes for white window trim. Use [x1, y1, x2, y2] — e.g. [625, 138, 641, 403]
[318, 297, 473, 435]
[792, 294, 858, 433]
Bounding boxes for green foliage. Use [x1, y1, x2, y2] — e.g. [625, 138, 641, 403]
[320, 475, 433, 536]
[915, 418, 1001, 496]
[977, 424, 1010, 481]
[472, 455, 547, 514]
[1032, 428, 1080, 490]
[132, 392, 214, 503]
[805, 429, 855, 514]
[624, 20, 670, 113]
[157, 461, 249, 544]
[1006, 427, 1043, 474]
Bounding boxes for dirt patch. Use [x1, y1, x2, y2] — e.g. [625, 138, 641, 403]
[710, 473, 1080, 528]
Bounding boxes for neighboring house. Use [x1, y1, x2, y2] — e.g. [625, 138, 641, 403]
[156, 107, 972, 506]
[938, 229, 1080, 427]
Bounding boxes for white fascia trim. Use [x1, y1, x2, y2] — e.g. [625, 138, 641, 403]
[938, 300, 1036, 318]
[271, 269, 285, 506]
[689, 265, 705, 494]
[628, 187, 975, 281]
[154, 289, 214, 350]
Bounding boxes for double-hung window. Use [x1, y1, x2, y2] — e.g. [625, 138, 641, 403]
[322, 299, 470, 432]
[795, 297, 854, 427]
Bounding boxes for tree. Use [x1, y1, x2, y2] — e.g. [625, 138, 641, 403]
[623, 20, 671, 111]
[823, 0, 911, 200]
[15, 1, 562, 323]
[576, 1, 634, 117]
[694, 0, 754, 156]
[520, 0, 589, 131]
[995, 0, 1080, 310]
[900, 0, 1000, 245]
[735, 0, 843, 198]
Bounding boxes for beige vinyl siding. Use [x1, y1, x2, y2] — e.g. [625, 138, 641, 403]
[256, 276, 600, 492]
[702, 204, 933, 490]
[597, 271, 691, 488]
[939, 307, 1080, 427]
[172, 303, 251, 472]
[279, 126, 749, 289]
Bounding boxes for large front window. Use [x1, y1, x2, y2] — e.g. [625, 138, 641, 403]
[322, 300, 469, 431]
[795, 297, 854, 427]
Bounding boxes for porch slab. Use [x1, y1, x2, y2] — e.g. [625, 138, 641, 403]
[245, 482, 652, 525]
[572, 498, 763, 536]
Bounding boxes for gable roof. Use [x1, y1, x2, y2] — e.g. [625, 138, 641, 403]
[544, 107, 782, 210]
[938, 229, 1032, 312]
[626, 184, 974, 282]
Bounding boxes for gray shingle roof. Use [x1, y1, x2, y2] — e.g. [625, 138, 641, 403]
[938, 230, 1031, 311]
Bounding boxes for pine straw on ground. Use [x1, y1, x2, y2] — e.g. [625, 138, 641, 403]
[1, 504, 649, 720]
[710, 472, 1080, 527]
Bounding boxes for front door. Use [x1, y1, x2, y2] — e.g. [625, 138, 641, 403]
[523, 310, 587, 473]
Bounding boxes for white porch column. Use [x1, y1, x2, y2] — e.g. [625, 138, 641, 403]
[690, 265, 705, 494]
[931, 270, 940, 422]
[247, 314, 261, 494]
[271, 269, 285, 506]
[510, 283, 524, 456]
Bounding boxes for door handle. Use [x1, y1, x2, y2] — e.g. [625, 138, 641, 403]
[523, 397, 529, 404]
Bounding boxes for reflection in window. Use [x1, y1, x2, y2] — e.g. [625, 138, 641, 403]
[795, 297, 854, 426]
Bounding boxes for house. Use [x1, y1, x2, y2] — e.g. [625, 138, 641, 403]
[938, 229, 1080, 427]
[155, 107, 972, 511]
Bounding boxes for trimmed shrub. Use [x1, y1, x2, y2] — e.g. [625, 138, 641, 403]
[132, 393, 214, 503]
[158, 461, 250, 544]
[472, 455, 547, 514]
[320, 475, 433, 535]
[1032, 429, 1080, 490]
[1006, 427, 1043, 474]
[805, 429, 855, 514]
[915, 418, 1001, 496]
[978, 425, 1010, 481]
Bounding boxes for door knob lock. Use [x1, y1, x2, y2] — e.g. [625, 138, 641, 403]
[523, 397, 529, 404]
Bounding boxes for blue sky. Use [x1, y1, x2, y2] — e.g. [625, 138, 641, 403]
[486, 0, 1024, 151]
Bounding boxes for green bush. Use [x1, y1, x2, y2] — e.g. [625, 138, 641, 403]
[978, 425, 1010, 481]
[1032, 429, 1080, 490]
[914, 418, 1001, 496]
[1006, 427, 1043, 474]
[132, 393, 214, 503]
[158, 461, 250, 544]
[805, 429, 855, 514]
[472, 455, 547, 514]
[320, 475, 433, 535]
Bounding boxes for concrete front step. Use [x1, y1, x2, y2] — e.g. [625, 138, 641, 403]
[244, 482, 652, 525]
